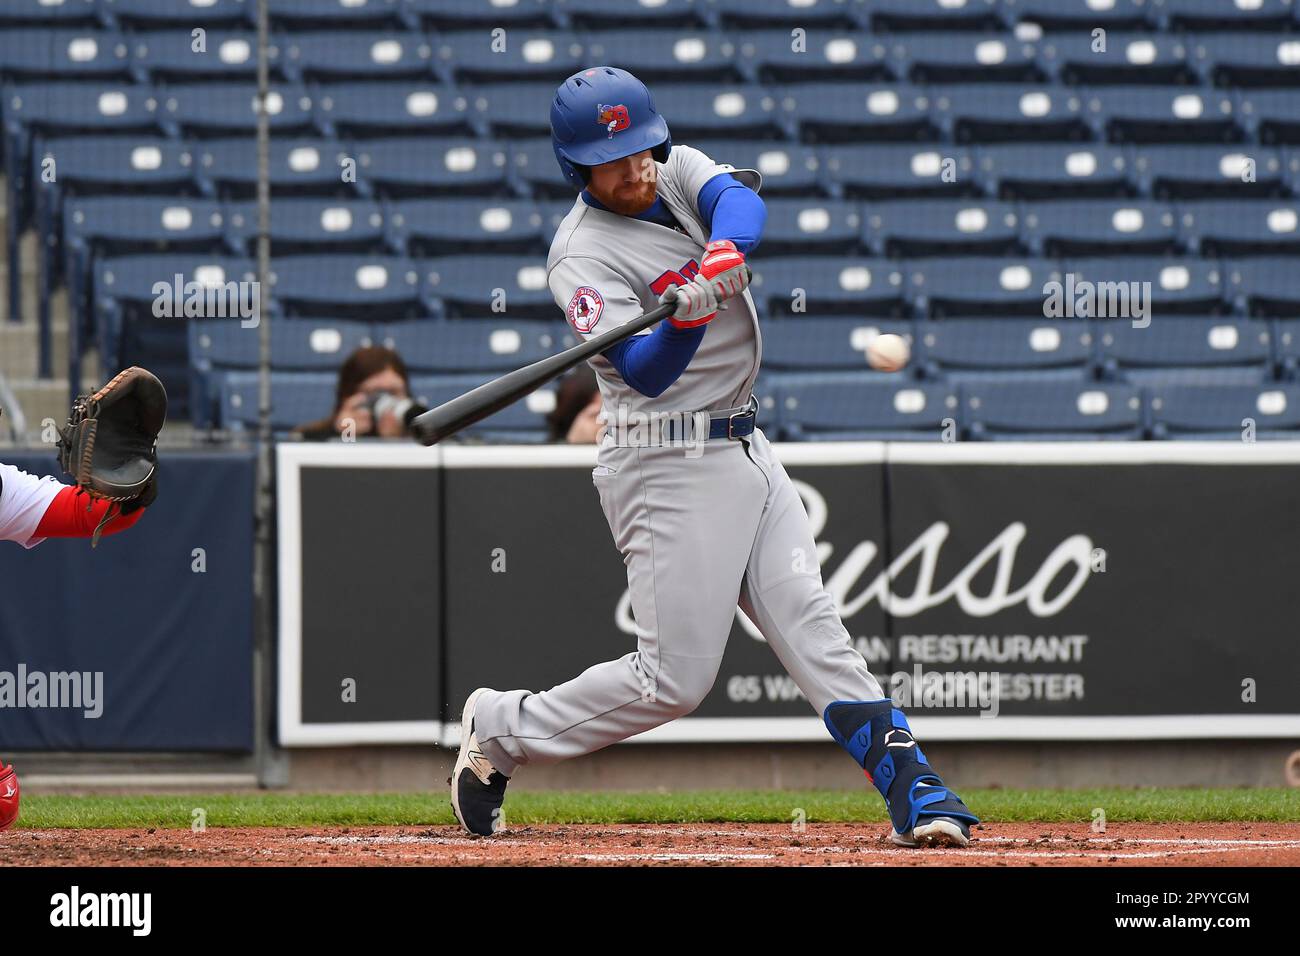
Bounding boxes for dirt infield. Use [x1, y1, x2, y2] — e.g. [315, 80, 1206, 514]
[5, 821, 1300, 866]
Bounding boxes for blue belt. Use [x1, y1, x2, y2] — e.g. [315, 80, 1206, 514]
[661, 398, 757, 442]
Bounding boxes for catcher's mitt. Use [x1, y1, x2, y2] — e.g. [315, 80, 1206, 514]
[56, 366, 167, 546]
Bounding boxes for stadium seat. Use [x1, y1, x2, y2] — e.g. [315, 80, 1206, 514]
[1011, 0, 1152, 32]
[1148, 384, 1300, 440]
[438, 31, 586, 84]
[408, 372, 555, 441]
[189, 318, 376, 425]
[387, 198, 545, 256]
[1270, 320, 1300, 379]
[582, 30, 741, 84]
[354, 137, 511, 198]
[865, 0, 1003, 32]
[694, 139, 825, 197]
[916, 319, 1094, 382]
[739, 30, 892, 84]
[107, 0, 254, 29]
[907, 256, 1060, 318]
[975, 143, 1131, 199]
[225, 198, 388, 254]
[1158, 0, 1297, 33]
[783, 83, 936, 143]
[1064, 256, 1224, 315]
[158, 84, 316, 139]
[194, 138, 357, 199]
[1037, 32, 1195, 86]
[410, 0, 553, 30]
[1224, 258, 1300, 317]
[759, 198, 865, 255]
[0, 0, 100, 29]
[217, 371, 337, 432]
[774, 374, 961, 442]
[760, 318, 914, 372]
[267, 0, 411, 31]
[1236, 90, 1300, 145]
[425, 255, 555, 319]
[271, 254, 431, 318]
[1178, 200, 1300, 256]
[551, 0, 704, 29]
[651, 83, 787, 139]
[748, 257, 907, 318]
[964, 380, 1144, 440]
[507, 138, 577, 199]
[131, 30, 267, 83]
[377, 320, 565, 373]
[315, 82, 472, 139]
[865, 200, 1021, 257]
[935, 84, 1090, 143]
[1133, 145, 1287, 199]
[280, 32, 436, 83]
[824, 145, 977, 199]
[893, 33, 1044, 85]
[1097, 318, 1273, 387]
[1090, 86, 1240, 144]
[1194, 34, 1300, 89]
[0, 31, 135, 83]
[712, 0, 865, 29]
[1021, 200, 1180, 256]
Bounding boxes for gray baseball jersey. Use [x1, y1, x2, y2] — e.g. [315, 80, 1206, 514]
[473, 144, 885, 777]
[546, 145, 763, 421]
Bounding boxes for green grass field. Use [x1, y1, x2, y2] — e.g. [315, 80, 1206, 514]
[15, 788, 1300, 829]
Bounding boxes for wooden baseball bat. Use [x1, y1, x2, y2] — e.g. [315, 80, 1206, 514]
[411, 299, 674, 446]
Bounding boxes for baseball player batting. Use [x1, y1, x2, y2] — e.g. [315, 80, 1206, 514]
[451, 67, 978, 848]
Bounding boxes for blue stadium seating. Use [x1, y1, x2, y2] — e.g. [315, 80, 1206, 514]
[316, 82, 472, 139]
[280, 32, 435, 83]
[440, 31, 586, 84]
[774, 375, 961, 442]
[0, 31, 134, 83]
[1178, 200, 1300, 255]
[1097, 318, 1273, 387]
[1021, 200, 1180, 256]
[1092, 86, 1241, 144]
[936, 83, 1090, 143]
[965, 381, 1144, 440]
[386, 199, 545, 256]
[865, 199, 1021, 257]
[1237, 89, 1300, 145]
[760, 199, 865, 255]
[695, 139, 825, 196]
[1148, 384, 1300, 440]
[354, 138, 511, 198]
[894, 33, 1043, 85]
[652, 83, 787, 139]
[916, 319, 1093, 382]
[218, 371, 336, 432]
[866, 0, 1002, 32]
[1194, 34, 1300, 89]
[131, 31, 266, 83]
[784, 83, 935, 143]
[760, 318, 913, 372]
[975, 144, 1131, 199]
[158, 84, 316, 139]
[1133, 145, 1286, 199]
[1038, 32, 1195, 86]
[908, 256, 1059, 318]
[225, 197, 388, 254]
[411, 0, 552, 30]
[1063, 256, 1224, 315]
[0, 0, 100, 29]
[272, 254, 430, 318]
[713, 0, 865, 30]
[749, 257, 907, 317]
[377, 320, 568, 373]
[1012, 0, 1151, 32]
[1271, 321, 1300, 380]
[409, 373, 555, 441]
[195, 138, 357, 198]
[554, 0, 703, 29]
[825, 145, 977, 199]
[740, 30, 891, 84]
[1224, 258, 1300, 317]
[267, 0, 409, 32]
[424, 255, 555, 319]
[1159, 0, 1297, 34]
[107, 0, 254, 29]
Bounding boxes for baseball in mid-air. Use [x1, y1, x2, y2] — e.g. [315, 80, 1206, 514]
[867, 333, 910, 372]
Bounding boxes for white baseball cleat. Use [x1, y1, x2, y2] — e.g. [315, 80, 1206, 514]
[449, 687, 510, 836]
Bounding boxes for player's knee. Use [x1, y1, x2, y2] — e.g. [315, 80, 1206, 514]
[646, 666, 717, 719]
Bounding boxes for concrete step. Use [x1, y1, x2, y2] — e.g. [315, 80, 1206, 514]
[4, 378, 72, 440]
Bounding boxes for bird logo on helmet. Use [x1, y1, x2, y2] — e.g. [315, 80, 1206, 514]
[551, 66, 671, 190]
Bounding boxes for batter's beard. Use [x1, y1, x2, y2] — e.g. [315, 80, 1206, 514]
[595, 180, 658, 216]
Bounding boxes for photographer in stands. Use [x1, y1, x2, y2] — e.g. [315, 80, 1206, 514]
[297, 346, 427, 441]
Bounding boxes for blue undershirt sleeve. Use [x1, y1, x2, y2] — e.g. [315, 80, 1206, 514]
[602, 322, 707, 399]
[697, 173, 767, 255]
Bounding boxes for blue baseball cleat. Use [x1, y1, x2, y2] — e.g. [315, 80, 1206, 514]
[824, 699, 979, 848]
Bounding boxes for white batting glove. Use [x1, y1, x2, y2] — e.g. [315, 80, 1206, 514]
[659, 273, 719, 329]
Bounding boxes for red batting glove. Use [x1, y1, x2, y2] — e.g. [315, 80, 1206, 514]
[699, 240, 749, 302]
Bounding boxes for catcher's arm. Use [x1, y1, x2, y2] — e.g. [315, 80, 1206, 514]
[33, 484, 149, 541]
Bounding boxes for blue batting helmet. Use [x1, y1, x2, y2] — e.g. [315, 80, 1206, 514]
[550, 66, 671, 191]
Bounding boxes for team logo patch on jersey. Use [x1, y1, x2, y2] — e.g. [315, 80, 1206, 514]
[567, 286, 604, 333]
[597, 103, 631, 138]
